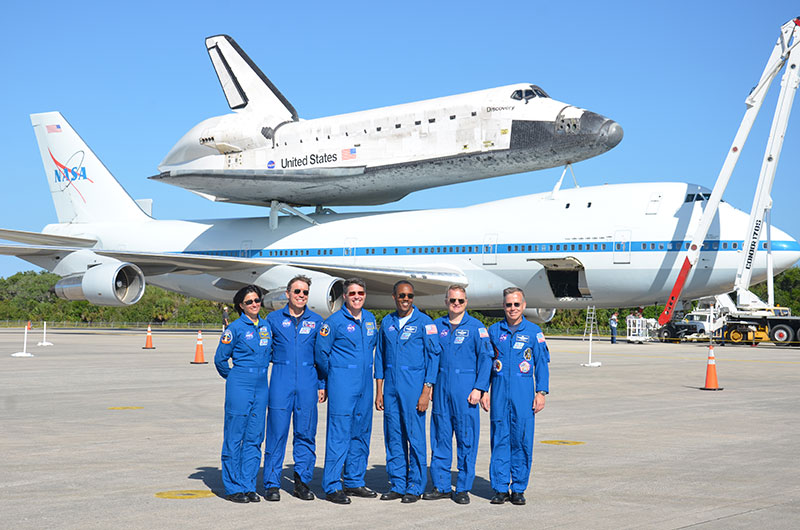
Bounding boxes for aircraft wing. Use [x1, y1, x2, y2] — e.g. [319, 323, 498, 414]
[0, 243, 465, 294]
[0, 229, 97, 247]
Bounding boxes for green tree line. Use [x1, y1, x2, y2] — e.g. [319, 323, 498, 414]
[0, 268, 797, 329]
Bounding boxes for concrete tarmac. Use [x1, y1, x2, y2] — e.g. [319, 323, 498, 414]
[1, 329, 799, 529]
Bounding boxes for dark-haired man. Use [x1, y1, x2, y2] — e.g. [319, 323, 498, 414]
[315, 278, 379, 504]
[375, 281, 440, 503]
[263, 275, 324, 501]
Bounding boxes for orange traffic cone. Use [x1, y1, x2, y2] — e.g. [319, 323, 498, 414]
[190, 330, 208, 364]
[27, 320, 31, 330]
[700, 345, 723, 391]
[142, 325, 156, 349]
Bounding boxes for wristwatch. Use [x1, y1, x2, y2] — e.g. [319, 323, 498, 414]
[536, 391, 548, 395]
[424, 382, 433, 388]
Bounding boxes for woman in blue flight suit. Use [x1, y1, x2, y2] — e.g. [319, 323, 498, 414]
[214, 285, 273, 503]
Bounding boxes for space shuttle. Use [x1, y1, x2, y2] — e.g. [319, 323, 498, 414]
[152, 35, 623, 207]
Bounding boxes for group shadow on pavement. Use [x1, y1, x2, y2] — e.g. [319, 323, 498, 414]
[189, 464, 494, 500]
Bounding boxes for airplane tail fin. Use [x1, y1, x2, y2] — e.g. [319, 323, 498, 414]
[30, 112, 151, 224]
[205, 35, 298, 122]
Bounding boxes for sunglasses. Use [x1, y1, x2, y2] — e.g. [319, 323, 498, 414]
[448, 298, 465, 305]
[292, 289, 309, 295]
[396, 293, 414, 299]
[243, 298, 262, 306]
[504, 302, 522, 308]
[347, 291, 365, 297]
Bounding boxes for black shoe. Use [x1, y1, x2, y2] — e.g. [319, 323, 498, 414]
[264, 487, 280, 501]
[401, 493, 420, 503]
[226, 492, 250, 503]
[422, 487, 452, 500]
[380, 490, 403, 501]
[326, 490, 351, 504]
[245, 491, 260, 502]
[343, 486, 377, 498]
[452, 491, 470, 504]
[293, 473, 315, 500]
[490, 491, 509, 504]
[510, 492, 526, 505]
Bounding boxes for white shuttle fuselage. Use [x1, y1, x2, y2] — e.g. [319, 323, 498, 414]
[153, 35, 622, 207]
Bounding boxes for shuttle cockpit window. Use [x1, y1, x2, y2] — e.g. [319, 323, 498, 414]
[511, 90, 523, 101]
[511, 86, 549, 103]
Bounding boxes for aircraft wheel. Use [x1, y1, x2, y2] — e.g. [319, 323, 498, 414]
[769, 324, 794, 346]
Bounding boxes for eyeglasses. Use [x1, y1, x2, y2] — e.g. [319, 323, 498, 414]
[347, 291, 365, 297]
[396, 293, 414, 299]
[243, 298, 262, 306]
[504, 302, 522, 308]
[292, 289, 309, 295]
[448, 298, 465, 305]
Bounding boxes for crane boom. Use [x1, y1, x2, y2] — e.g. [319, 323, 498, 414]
[658, 18, 800, 325]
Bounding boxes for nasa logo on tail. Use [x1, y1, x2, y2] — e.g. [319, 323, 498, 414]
[48, 149, 93, 202]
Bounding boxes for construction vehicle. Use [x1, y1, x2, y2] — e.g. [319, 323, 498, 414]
[657, 18, 800, 347]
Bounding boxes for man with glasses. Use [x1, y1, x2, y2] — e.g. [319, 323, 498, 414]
[315, 278, 379, 504]
[424, 284, 493, 504]
[374, 281, 441, 503]
[263, 275, 325, 501]
[481, 287, 550, 506]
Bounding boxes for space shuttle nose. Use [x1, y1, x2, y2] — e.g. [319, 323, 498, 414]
[603, 121, 624, 149]
[579, 111, 623, 149]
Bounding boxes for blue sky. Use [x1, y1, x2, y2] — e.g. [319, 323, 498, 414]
[1, 1, 798, 278]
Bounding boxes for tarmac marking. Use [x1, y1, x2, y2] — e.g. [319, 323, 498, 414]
[155, 490, 215, 499]
[540, 440, 585, 445]
[556, 349, 800, 363]
[107, 406, 144, 410]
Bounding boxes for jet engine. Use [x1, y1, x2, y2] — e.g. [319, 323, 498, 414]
[523, 308, 557, 324]
[54, 262, 145, 306]
[255, 265, 344, 317]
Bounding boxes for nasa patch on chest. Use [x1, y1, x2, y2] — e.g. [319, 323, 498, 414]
[245, 331, 255, 340]
[347, 324, 356, 333]
[282, 319, 292, 328]
[518, 361, 531, 374]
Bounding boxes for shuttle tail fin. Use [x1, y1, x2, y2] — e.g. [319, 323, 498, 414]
[205, 35, 298, 122]
[30, 112, 151, 224]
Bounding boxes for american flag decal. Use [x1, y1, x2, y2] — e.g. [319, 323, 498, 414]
[46, 124, 62, 133]
[342, 148, 357, 160]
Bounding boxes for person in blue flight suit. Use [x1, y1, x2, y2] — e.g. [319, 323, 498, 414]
[481, 287, 550, 506]
[214, 285, 273, 504]
[374, 281, 441, 503]
[423, 284, 493, 505]
[314, 278, 379, 505]
[262, 275, 325, 501]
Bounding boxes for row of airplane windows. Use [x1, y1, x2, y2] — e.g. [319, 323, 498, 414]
[283, 111, 480, 146]
[196, 240, 765, 258]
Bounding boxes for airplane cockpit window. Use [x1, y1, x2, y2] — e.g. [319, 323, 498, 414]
[511, 90, 523, 101]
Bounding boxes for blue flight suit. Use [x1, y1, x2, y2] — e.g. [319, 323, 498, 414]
[429, 312, 493, 494]
[487, 318, 550, 493]
[374, 307, 441, 496]
[214, 314, 273, 496]
[314, 307, 378, 494]
[263, 305, 324, 489]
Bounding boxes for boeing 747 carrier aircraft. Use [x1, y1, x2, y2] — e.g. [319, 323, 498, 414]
[152, 35, 623, 207]
[1, 112, 796, 320]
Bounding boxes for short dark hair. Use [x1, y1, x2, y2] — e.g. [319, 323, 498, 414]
[286, 275, 312, 292]
[392, 280, 414, 295]
[233, 285, 263, 313]
[343, 277, 366, 294]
